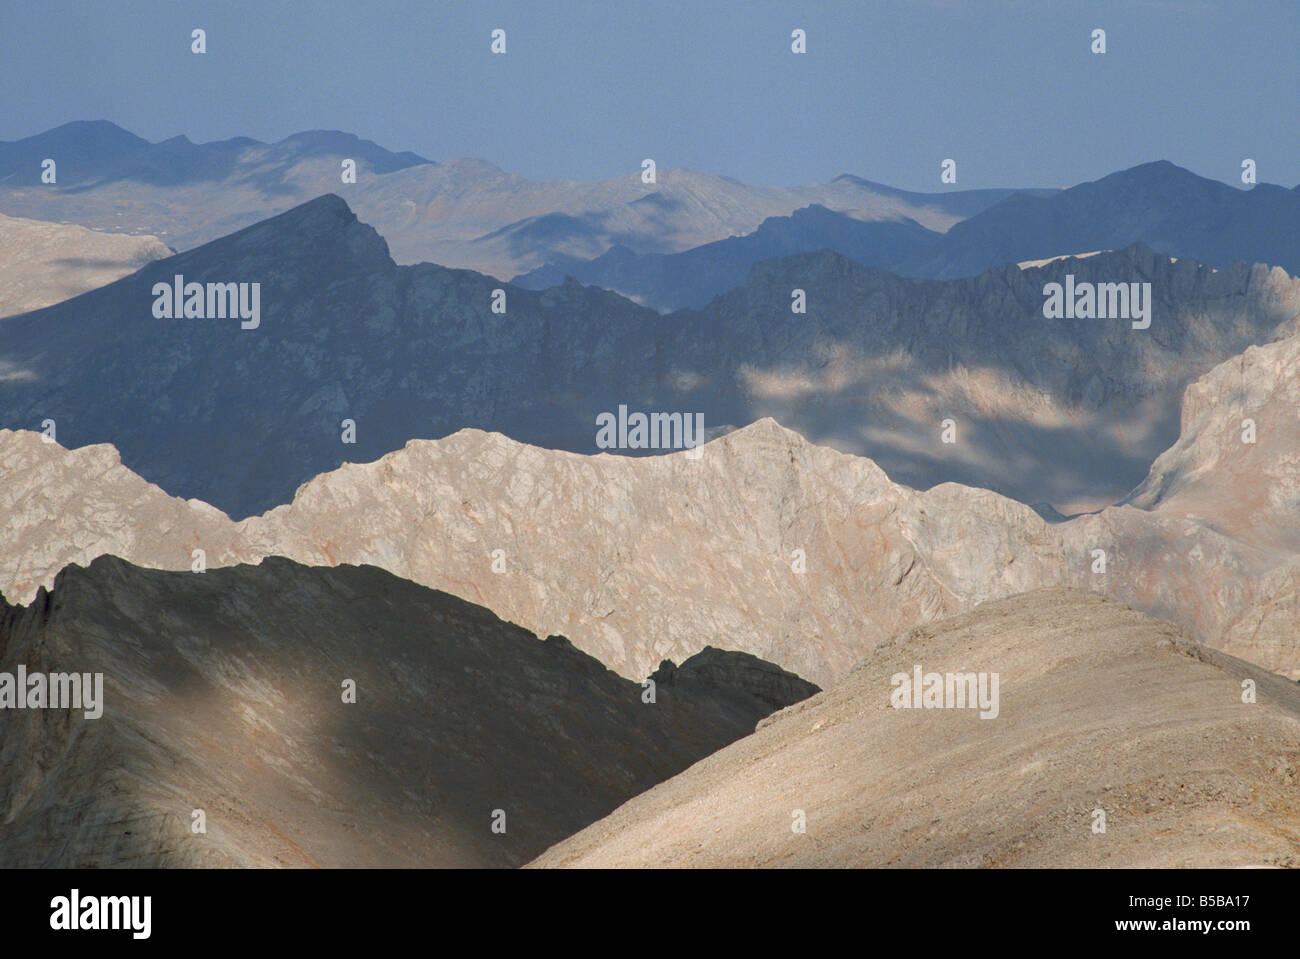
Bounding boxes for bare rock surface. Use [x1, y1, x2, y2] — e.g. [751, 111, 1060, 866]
[4, 390, 1298, 685]
[529, 589, 1300, 869]
[1125, 333, 1300, 553]
[0, 555, 817, 867]
[1, 420, 1071, 687]
[0, 212, 169, 318]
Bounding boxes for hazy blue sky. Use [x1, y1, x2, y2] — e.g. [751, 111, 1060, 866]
[2, 0, 1296, 189]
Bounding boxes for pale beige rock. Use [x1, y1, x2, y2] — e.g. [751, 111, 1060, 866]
[3, 421, 1071, 687]
[5, 327, 1300, 685]
[529, 589, 1300, 869]
[1126, 333, 1300, 553]
[0, 212, 169, 318]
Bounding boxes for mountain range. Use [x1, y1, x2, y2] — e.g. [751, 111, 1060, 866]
[1, 193, 1295, 519]
[515, 162, 1300, 312]
[3, 118, 1299, 871]
[0, 554, 816, 867]
[0, 121, 1038, 278]
[5, 316, 1299, 685]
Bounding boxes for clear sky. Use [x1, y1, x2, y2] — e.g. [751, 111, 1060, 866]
[2, 0, 1296, 189]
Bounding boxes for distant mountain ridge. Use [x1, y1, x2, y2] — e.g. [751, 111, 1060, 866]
[0, 119, 433, 187]
[512, 204, 942, 311]
[515, 162, 1300, 311]
[2, 194, 1296, 520]
[0, 120, 1039, 276]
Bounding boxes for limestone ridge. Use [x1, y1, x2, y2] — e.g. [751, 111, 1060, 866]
[2, 193, 1296, 519]
[528, 590, 1300, 869]
[0, 555, 817, 868]
[4, 360, 1297, 684]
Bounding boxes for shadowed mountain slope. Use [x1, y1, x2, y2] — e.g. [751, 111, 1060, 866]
[511, 205, 941, 311]
[2, 195, 1296, 519]
[514, 162, 1300, 310]
[913, 161, 1300, 280]
[0, 555, 816, 867]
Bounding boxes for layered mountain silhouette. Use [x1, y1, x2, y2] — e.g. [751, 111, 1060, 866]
[0, 555, 817, 867]
[2, 194, 1296, 518]
[6, 328, 1299, 684]
[0, 120, 432, 188]
[912, 161, 1300, 280]
[531, 590, 1300, 868]
[512, 204, 942, 311]
[2, 115, 1299, 873]
[0, 121, 1035, 277]
[515, 163, 1300, 311]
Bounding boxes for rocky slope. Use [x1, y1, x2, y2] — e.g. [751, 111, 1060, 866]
[1124, 334, 1300, 552]
[1085, 331, 1300, 679]
[5, 399, 1297, 684]
[0, 420, 1067, 686]
[529, 590, 1300, 868]
[0, 555, 817, 867]
[3, 194, 1296, 518]
[0, 212, 170, 318]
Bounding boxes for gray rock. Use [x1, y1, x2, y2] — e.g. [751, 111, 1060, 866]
[0, 555, 817, 867]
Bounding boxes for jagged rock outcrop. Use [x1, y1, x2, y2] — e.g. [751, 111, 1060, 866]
[0, 556, 816, 867]
[3, 194, 1296, 518]
[1058, 332, 1300, 680]
[0, 212, 170, 318]
[529, 590, 1300, 869]
[0, 430, 241, 602]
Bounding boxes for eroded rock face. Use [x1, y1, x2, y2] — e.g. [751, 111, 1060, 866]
[1049, 333, 1300, 680]
[3, 420, 1073, 687]
[6, 317, 1300, 686]
[1124, 334, 1300, 553]
[0, 556, 817, 868]
[0, 212, 169, 318]
[4, 390, 1298, 686]
[529, 590, 1300, 869]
